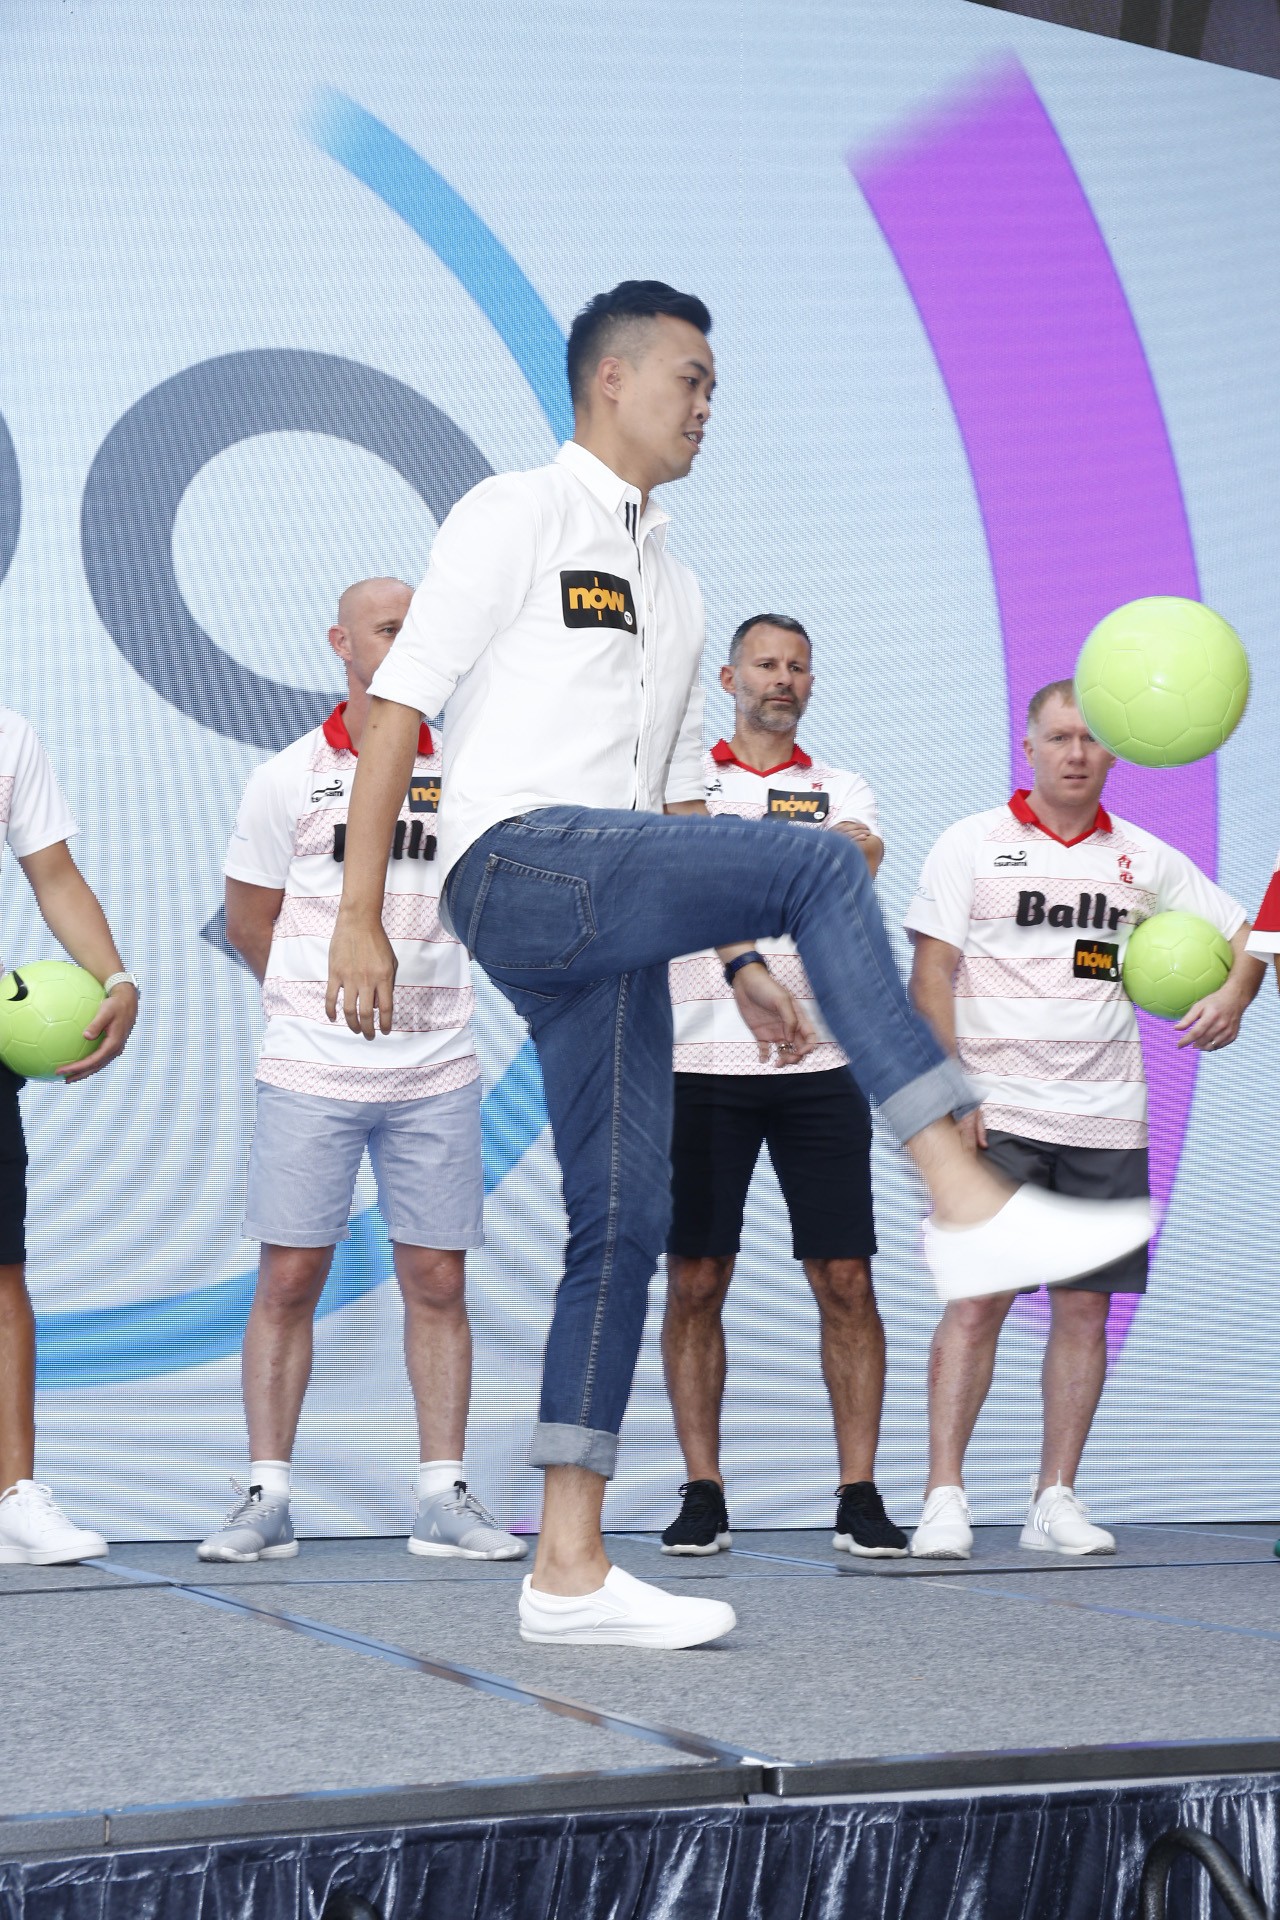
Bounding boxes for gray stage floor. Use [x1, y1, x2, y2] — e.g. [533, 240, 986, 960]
[4, 1524, 1280, 1853]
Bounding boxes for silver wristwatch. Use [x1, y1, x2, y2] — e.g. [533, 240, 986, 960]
[103, 970, 140, 996]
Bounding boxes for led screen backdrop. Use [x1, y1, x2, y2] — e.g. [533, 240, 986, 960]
[3, 0, 1278, 1539]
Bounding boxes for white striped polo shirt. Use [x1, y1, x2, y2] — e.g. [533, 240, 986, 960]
[225, 703, 477, 1102]
[904, 791, 1244, 1148]
[669, 741, 880, 1076]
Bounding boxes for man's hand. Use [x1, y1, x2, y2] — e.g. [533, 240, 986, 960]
[58, 984, 138, 1083]
[831, 819, 884, 877]
[956, 1108, 988, 1152]
[731, 963, 817, 1065]
[326, 913, 398, 1039]
[1174, 985, 1248, 1051]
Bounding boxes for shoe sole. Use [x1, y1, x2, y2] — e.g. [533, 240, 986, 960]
[1020, 1531, 1115, 1557]
[0, 1541, 109, 1565]
[661, 1532, 732, 1556]
[833, 1533, 908, 1559]
[408, 1537, 527, 1560]
[196, 1540, 299, 1563]
[518, 1612, 737, 1649]
[909, 1542, 973, 1559]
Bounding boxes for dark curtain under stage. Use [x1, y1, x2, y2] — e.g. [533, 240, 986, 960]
[6, 1773, 1280, 1920]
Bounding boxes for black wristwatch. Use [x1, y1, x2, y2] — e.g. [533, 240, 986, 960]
[723, 949, 768, 987]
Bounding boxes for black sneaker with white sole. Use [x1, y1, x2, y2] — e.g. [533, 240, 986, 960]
[833, 1481, 908, 1558]
[660, 1479, 731, 1555]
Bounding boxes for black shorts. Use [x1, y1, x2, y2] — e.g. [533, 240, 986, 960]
[0, 1064, 26, 1265]
[982, 1129, 1149, 1293]
[668, 1067, 876, 1262]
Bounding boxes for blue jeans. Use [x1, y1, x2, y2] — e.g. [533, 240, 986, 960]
[445, 807, 971, 1478]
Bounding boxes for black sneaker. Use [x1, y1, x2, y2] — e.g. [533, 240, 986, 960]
[833, 1481, 908, 1558]
[660, 1480, 731, 1556]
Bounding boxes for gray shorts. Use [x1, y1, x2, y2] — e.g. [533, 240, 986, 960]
[242, 1077, 484, 1250]
[983, 1129, 1149, 1293]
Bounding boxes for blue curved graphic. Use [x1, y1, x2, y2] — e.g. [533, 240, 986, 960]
[307, 88, 573, 442]
[35, 1042, 548, 1391]
[38, 104, 564, 1392]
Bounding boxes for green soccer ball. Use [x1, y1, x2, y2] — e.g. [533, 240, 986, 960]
[1122, 912, 1233, 1020]
[0, 960, 105, 1079]
[1074, 596, 1249, 768]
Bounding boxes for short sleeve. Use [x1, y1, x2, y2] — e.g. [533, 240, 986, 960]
[830, 772, 880, 839]
[1246, 852, 1280, 957]
[1151, 842, 1246, 941]
[5, 719, 78, 857]
[224, 758, 297, 888]
[903, 820, 978, 950]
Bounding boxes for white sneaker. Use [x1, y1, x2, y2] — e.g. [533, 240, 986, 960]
[910, 1484, 973, 1559]
[0, 1481, 109, 1565]
[923, 1185, 1152, 1301]
[1021, 1480, 1115, 1556]
[518, 1565, 736, 1648]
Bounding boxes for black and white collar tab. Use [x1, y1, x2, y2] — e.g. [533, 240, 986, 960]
[555, 441, 662, 539]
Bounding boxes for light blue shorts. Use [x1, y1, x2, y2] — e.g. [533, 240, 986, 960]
[242, 1078, 484, 1250]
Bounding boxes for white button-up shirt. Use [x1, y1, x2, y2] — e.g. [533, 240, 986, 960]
[369, 441, 707, 879]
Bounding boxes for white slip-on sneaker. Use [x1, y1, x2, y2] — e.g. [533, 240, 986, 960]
[1020, 1480, 1115, 1556]
[0, 1481, 109, 1565]
[518, 1565, 736, 1648]
[923, 1185, 1152, 1301]
[910, 1484, 973, 1559]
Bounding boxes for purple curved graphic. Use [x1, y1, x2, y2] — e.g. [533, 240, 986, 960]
[853, 61, 1214, 1354]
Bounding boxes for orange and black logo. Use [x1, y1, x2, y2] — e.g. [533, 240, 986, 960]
[1073, 938, 1120, 982]
[768, 789, 830, 823]
[408, 773, 441, 815]
[560, 570, 637, 631]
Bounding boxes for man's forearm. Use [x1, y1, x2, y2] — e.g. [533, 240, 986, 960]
[22, 855, 124, 982]
[337, 698, 420, 921]
[910, 967, 958, 1054]
[1226, 925, 1266, 1006]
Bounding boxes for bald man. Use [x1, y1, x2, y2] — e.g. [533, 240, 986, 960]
[198, 580, 524, 1563]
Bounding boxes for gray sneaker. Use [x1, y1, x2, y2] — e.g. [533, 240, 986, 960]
[408, 1482, 528, 1560]
[197, 1482, 299, 1563]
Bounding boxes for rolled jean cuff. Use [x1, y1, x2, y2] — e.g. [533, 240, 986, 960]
[877, 1056, 978, 1146]
[528, 1422, 619, 1478]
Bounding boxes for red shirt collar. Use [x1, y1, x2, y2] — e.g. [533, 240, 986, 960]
[1009, 788, 1111, 847]
[711, 738, 813, 776]
[322, 701, 433, 758]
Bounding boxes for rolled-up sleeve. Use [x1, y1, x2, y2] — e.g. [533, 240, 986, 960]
[370, 475, 541, 718]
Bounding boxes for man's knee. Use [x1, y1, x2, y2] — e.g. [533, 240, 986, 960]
[255, 1245, 332, 1316]
[805, 1257, 876, 1319]
[1050, 1287, 1113, 1338]
[939, 1293, 1016, 1344]
[396, 1247, 467, 1312]
[666, 1254, 735, 1315]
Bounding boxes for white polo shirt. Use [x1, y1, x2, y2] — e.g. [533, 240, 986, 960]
[1247, 856, 1280, 956]
[369, 441, 706, 879]
[670, 741, 880, 1076]
[0, 708, 78, 976]
[225, 704, 478, 1103]
[904, 790, 1244, 1149]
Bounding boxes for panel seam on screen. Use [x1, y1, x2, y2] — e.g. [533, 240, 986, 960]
[923, 1576, 1280, 1644]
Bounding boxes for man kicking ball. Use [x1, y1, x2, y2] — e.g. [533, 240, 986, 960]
[327, 283, 1151, 1649]
[198, 580, 523, 1565]
[661, 612, 906, 1559]
[906, 680, 1260, 1557]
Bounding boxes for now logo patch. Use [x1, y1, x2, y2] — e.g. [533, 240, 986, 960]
[560, 570, 637, 630]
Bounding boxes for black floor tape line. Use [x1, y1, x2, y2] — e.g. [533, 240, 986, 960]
[97, 1558, 779, 1768]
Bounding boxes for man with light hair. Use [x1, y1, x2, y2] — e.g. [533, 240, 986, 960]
[198, 578, 524, 1565]
[906, 679, 1261, 1557]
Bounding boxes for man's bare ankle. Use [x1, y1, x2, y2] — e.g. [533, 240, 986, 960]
[529, 1551, 612, 1598]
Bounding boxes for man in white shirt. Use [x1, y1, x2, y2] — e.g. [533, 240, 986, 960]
[906, 680, 1261, 1557]
[197, 580, 523, 1565]
[0, 709, 138, 1565]
[327, 282, 1151, 1650]
[661, 613, 907, 1559]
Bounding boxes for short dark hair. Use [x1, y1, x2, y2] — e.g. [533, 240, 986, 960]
[728, 613, 812, 667]
[566, 281, 712, 407]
